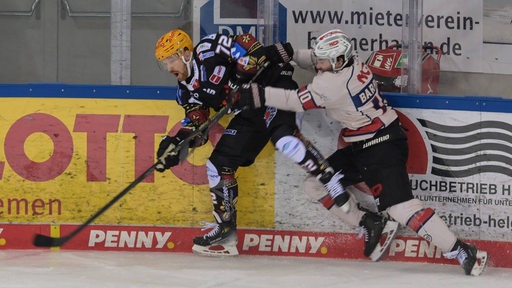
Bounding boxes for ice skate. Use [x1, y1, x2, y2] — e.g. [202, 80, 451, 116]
[358, 212, 399, 261]
[443, 240, 489, 276]
[192, 221, 238, 257]
[318, 169, 350, 212]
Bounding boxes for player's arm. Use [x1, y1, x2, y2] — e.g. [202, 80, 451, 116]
[155, 89, 210, 172]
[233, 76, 325, 112]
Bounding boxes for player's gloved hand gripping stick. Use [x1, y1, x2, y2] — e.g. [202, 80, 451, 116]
[32, 62, 269, 248]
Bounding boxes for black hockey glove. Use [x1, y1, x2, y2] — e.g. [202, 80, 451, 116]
[155, 136, 181, 172]
[232, 83, 266, 110]
[265, 42, 294, 64]
[155, 129, 191, 172]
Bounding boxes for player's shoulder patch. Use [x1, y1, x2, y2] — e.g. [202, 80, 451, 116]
[231, 42, 246, 60]
[198, 51, 215, 61]
[209, 65, 226, 84]
[196, 42, 212, 54]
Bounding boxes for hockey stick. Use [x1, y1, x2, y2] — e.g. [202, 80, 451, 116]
[32, 115, 221, 247]
[33, 62, 269, 248]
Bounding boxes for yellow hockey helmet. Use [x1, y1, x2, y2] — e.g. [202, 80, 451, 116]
[155, 29, 193, 61]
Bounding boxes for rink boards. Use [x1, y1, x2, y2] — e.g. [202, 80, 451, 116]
[0, 84, 511, 268]
[1, 223, 511, 268]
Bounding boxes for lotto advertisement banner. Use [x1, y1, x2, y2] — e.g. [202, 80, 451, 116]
[0, 85, 275, 228]
[0, 84, 511, 268]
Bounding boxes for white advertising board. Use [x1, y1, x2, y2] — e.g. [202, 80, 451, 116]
[193, 0, 512, 74]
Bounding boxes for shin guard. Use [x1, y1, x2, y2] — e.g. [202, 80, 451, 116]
[387, 199, 456, 252]
[277, 134, 350, 209]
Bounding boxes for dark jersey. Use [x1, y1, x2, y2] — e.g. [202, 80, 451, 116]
[176, 33, 240, 111]
[176, 33, 296, 113]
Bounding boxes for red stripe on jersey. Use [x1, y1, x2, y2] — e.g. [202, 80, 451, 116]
[406, 208, 435, 233]
[319, 195, 335, 209]
[342, 117, 385, 137]
[297, 86, 321, 110]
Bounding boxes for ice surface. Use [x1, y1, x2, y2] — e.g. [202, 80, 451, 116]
[0, 250, 510, 288]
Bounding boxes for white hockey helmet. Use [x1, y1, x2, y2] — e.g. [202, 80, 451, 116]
[312, 29, 353, 71]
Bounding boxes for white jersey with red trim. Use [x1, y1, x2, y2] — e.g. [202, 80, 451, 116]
[264, 49, 398, 142]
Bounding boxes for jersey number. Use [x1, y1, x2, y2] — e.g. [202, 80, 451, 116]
[215, 35, 232, 57]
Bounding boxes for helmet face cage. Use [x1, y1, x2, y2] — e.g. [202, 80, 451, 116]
[155, 29, 193, 62]
[312, 29, 353, 71]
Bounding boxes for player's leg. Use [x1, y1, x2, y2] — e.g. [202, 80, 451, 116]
[308, 148, 399, 261]
[272, 127, 350, 210]
[192, 113, 265, 256]
[358, 122, 487, 275]
[387, 199, 488, 275]
[268, 109, 396, 260]
[192, 159, 239, 256]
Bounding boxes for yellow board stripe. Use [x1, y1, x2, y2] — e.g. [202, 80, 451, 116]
[50, 224, 60, 251]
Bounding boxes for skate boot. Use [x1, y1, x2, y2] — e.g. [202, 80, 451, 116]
[443, 240, 488, 276]
[318, 168, 350, 212]
[358, 212, 399, 261]
[192, 219, 238, 257]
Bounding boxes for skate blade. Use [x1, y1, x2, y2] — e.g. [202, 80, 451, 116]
[192, 244, 239, 257]
[470, 250, 489, 276]
[369, 220, 399, 262]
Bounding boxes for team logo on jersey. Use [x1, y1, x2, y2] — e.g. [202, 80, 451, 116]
[231, 43, 247, 60]
[264, 107, 277, 127]
[196, 42, 212, 53]
[224, 129, 237, 135]
[198, 51, 215, 61]
[237, 56, 250, 66]
[209, 65, 226, 84]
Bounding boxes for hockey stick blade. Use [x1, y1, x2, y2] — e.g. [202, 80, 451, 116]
[33, 234, 68, 247]
[32, 163, 158, 247]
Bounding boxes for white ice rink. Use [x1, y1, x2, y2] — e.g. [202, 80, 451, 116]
[0, 250, 510, 288]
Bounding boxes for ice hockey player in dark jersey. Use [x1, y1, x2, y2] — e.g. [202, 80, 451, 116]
[154, 29, 398, 259]
[234, 28, 489, 275]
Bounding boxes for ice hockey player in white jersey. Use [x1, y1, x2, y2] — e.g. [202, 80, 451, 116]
[233, 29, 489, 276]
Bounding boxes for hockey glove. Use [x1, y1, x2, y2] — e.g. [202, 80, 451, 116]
[155, 136, 181, 172]
[181, 103, 210, 145]
[232, 83, 266, 110]
[155, 129, 193, 172]
[183, 103, 210, 129]
[265, 42, 294, 64]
